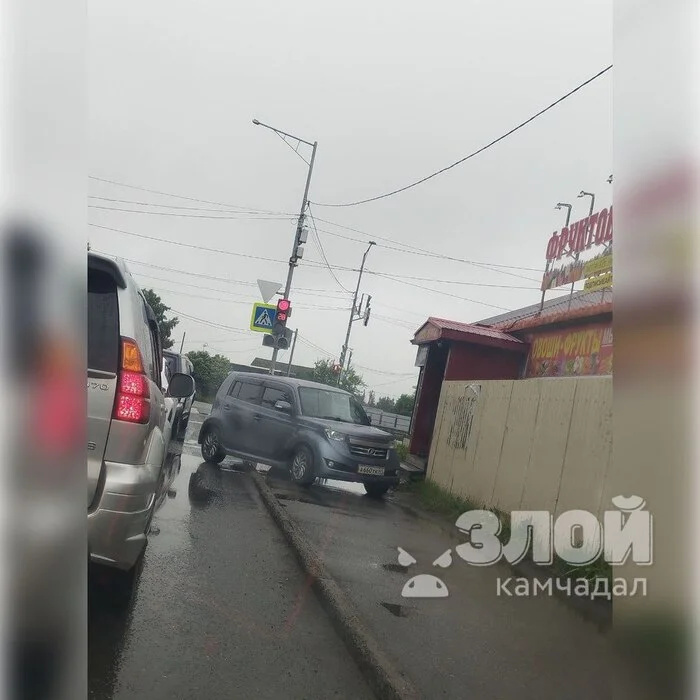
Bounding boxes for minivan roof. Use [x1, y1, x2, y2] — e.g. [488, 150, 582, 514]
[228, 372, 351, 395]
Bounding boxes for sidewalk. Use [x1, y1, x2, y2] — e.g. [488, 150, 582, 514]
[264, 475, 647, 700]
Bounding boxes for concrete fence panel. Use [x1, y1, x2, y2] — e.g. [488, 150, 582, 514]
[426, 376, 612, 518]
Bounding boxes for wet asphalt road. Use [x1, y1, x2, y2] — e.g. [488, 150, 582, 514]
[88, 408, 373, 700]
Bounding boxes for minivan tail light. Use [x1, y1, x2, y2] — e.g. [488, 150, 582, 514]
[121, 338, 144, 372]
[113, 336, 150, 424]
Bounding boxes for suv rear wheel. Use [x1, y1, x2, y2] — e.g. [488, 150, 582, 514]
[290, 445, 316, 486]
[201, 427, 225, 464]
[364, 483, 390, 499]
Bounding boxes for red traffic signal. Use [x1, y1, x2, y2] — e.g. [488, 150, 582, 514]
[276, 298, 291, 323]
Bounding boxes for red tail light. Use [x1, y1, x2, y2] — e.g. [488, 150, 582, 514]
[113, 338, 150, 423]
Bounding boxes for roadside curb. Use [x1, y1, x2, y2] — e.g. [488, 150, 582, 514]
[250, 472, 421, 700]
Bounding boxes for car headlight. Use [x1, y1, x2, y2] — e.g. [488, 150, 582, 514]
[324, 428, 346, 442]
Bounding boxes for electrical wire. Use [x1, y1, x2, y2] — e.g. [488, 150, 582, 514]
[307, 205, 353, 293]
[312, 225, 540, 283]
[90, 225, 515, 307]
[138, 282, 350, 311]
[91, 252, 351, 298]
[90, 223, 290, 263]
[89, 175, 284, 215]
[312, 65, 613, 207]
[90, 176, 546, 279]
[88, 195, 292, 215]
[296, 334, 334, 358]
[89, 205, 294, 221]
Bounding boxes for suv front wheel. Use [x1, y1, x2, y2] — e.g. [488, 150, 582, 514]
[290, 445, 316, 486]
[201, 427, 225, 464]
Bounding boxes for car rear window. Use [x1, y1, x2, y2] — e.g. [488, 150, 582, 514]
[88, 268, 119, 372]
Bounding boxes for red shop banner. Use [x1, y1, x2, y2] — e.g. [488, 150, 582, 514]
[523, 322, 613, 378]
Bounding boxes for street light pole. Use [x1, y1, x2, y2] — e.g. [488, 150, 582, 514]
[252, 118, 317, 375]
[338, 241, 375, 385]
[540, 203, 572, 313]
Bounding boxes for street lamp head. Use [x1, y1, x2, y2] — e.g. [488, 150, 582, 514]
[555, 202, 571, 210]
[252, 119, 260, 125]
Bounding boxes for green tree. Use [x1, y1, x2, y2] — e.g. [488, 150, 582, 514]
[142, 288, 179, 350]
[376, 396, 396, 412]
[394, 393, 415, 416]
[186, 350, 231, 401]
[311, 358, 365, 396]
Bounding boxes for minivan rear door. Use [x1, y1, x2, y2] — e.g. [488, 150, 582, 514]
[87, 264, 120, 508]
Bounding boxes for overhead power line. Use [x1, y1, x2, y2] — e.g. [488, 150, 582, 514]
[89, 175, 544, 277]
[89, 175, 284, 215]
[139, 281, 350, 311]
[90, 227, 520, 309]
[312, 65, 612, 207]
[89, 205, 294, 221]
[92, 253, 350, 298]
[307, 205, 353, 294]
[88, 195, 291, 215]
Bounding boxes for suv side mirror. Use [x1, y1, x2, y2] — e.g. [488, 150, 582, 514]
[274, 400, 292, 413]
[169, 373, 195, 399]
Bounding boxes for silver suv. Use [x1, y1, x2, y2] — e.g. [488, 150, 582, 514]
[197, 373, 400, 497]
[88, 252, 194, 593]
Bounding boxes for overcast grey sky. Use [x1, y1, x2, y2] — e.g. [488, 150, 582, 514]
[88, 0, 612, 398]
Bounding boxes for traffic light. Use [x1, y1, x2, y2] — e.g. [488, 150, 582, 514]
[276, 298, 291, 323]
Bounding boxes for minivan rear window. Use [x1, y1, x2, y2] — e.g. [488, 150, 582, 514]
[88, 268, 119, 372]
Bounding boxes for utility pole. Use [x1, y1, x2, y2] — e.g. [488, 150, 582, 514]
[286, 328, 298, 377]
[252, 118, 317, 376]
[338, 242, 375, 385]
[179, 331, 186, 353]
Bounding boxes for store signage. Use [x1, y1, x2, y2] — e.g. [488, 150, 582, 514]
[584, 271, 613, 292]
[523, 322, 613, 378]
[542, 205, 613, 292]
[541, 249, 613, 291]
[545, 206, 613, 261]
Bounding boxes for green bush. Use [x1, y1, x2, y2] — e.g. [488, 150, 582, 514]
[394, 441, 409, 462]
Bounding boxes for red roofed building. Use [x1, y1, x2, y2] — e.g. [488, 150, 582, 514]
[408, 289, 612, 464]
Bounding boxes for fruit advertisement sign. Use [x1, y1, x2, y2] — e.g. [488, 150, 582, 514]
[523, 322, 613, 378]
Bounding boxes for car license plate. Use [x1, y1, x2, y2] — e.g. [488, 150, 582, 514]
[358, 465, 385, 476]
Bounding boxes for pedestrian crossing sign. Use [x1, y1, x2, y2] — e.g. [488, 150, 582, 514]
[250, 302, 277, 333]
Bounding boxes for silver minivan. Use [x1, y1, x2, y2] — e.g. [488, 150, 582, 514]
[88, 252, 194, 595]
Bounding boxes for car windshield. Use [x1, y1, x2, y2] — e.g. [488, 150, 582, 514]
[298, 387, 370, 425]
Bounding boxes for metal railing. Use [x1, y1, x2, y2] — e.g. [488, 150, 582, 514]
[363, 407, 411, 434]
